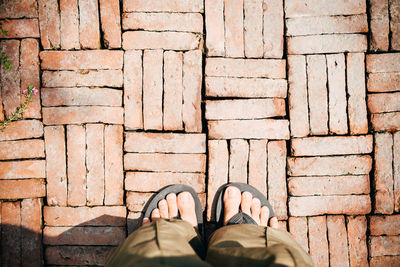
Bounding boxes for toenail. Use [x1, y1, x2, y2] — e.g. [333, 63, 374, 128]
[166, 193, 176, 200]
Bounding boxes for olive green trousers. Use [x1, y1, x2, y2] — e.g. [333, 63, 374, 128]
[105, 219, 314, 267]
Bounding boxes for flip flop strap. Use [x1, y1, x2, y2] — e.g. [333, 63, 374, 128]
[227, 212, 257, 225]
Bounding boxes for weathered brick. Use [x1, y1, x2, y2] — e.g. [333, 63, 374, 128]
[327, 215, 349, 267]
[288, 175, 370, 196]
[367, 73, 400, 93]
[248, 140, 267, 196]
[0, 160, 45, 179]
[347, 216, 368, 267]
[370, 215, 400, 236]
[370, 256, 400, 267]
[243, 0, 263, 58]
[288, 217, 309, 252]
[287, 155, 372, 176]
[44, 206, 126, 226]
[79, 0, 100, 49]
[208, 119, 289, 140]
[228, 139, 248, 183]
[289, 195, 371, 216]
[124, 50, 142, 129]
[122, 31, 201, 50]
[369, 0, 389, 51]
[285, 0, 366, 18]
[369, 236, 400, 257]
[43, 106, 124, 125]
[368, 92, 400, 113]
[45, 246, 114, 266]
[367, 54, 400, 73]
[124, 153, 206, 173]
[308, 216, 329, 267]
[205, 0, 224, 56]
[123, 0, 203, 12]
[225, 0, 244, 57]
[126, 192, 152, 212]
[0, 139, 44, 160]
[38, 0, 60, 49]
[44, 126, 67, 206]
[0, 179, 46, 199]
[390, 0, 400, 50]
[0, 19, 39, 38]
[42, 70, 123, 87]
[99, 0, 121, 48]
[394, 132, 400, 212]
[60, 0, 79, 50]
[288, 34, 367, 54]
[125, 132, 206, 153]
[0, 0, 37, 18]
[0, 120, 43, 141]
[21, 198, 42, 267]
[371, 112, 400, 131]
[263, 0, 284, 58]
[1, 201, 21, 266]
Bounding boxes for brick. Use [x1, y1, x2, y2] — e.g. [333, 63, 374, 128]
[45, 246, 114, 266]
[263, 0, 284, 58]
[370, 215, 400, 236]
[123, 0, 203, 12]
[285, 0, 366, 18]
[60, 0, 79, 50]
[122, 31, 201, 50]
[208, 119, 289, 140]
[228, 139, 248, 183]
[207, 140, 229, 221]
[123, 12, 202, 33]
[367, 72, 400, 93]
[183, 50, 203, 132]
[44, 206, 126, 226]
[104, 125, 123, 206]
[288, 175, 370, 196]
[288, 217, 308, 252]
[67, 125, 86, 206]
[390, 0, 400, 50]
[367, 54, 400, 73]
[327, 215, 349, 267]
[0, 139, 44, 160]
[0, 19, 39, 38]
[289, 195, 371, 216]
[327, 53, 348, 134]
[291, 135, 373, 156]
[125, 132, 206, 153]
[38, 0, 60, 49]
[369, 0, 389, 51]
[306, 54, 328, 135]
[125, 172, 205, 193]
[224, 0, 244, 57]
[0, 179, 46, 199]
[205, 0, 224, 56]
[370, 256, 400, 267]
[288, 34, 367, 54]
[124, 153, 206, 173]
[41, 87, 122, 107]
[248, 140, 267, 196]
[163, 51, 183, 131]
[79, 0, 100, 49]
[21, 198, 42, 267]
[126, 192, 152, 212]
[0, 160, 45, 179]
[205, 77, 287, 98]
[371, 112, 400, 131]
[43, 106, 124, 125]
[287, 155, 372, 176]
[42, 70, 123, 87]
[0, 0, 37, 18]
[347, 216, 368, 267]
[45, 126, 67, 206]
[44, 226, 125, 245]
[1, 201, 21, 266]
[369, 92, 400, 113]
[308, 216, 329, 267]
[40, 50, 124, 70]
[288, 55, 309, 137]
[206, 58, 286, 78]
[0, 120, 42, 141]
[127, 211, 142, 234]
[206, 99, 285, 120]
[394, 132, 400, 212]
[267, 141, 287, 219]
[374, 133, 394, 214]
[99, 0, 121, 48]
[370, 236, 400, 257]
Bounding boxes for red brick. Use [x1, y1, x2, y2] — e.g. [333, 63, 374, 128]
[0, 160, 45, 179]
[124, 153, 206, 173]
[369, 92, 400, 113]
[288, 34, 367, 55]
[163, 51, 183, 131]
[43, 106, 124, 125]
[347, 216, 368, 267]
[104, 125, 123, 206]
[248, 140, 267, 196]
[124, 50, 143, 130]
[45, 246, 114, 265]
[1, 201, 21, 266]
[127, 211, 142, 234]
[126, 192, 152, 212]
[289, 195, 371, 216]
[367, 73, 400, 93]
[369, 236, 400, 257]
[327, 215, 349, 267]
[42, 70, 123, 87]
[67, 125, 86, 206]
[228, 139, 248, 183]
[123, 0, 203, 12]
[370, 215, 400, 236]
[44, 226, 125, 245]
[0, 19, 39, 38]
[371, 112, 400, 131]
[369, 0, 389, 51]
[60, 0, 79, 50]
[308, 216, 329, 267]
[45, 126, 67, 206]
[390, 0, 400, 50]
[370, 256, 400, 267]
[0, 139, 44, 160]
[122, 31, 201, 50]
[44, 206, 126, 226]
[79, 0, 100, 49]
[224, 0, 244, 58]
[183, 50, 203, 133]
[205, 0, 224, 56]
[288, 217, 308, 252]
[291, 135, 373, 156]
[367, 54, 400, 73]
[288, 55, 309, 137]
[374, 133, 394, 214]
[207, 140, 229, 221]
[125, 132, 206, 153]
[285, 0, 366, 17]
[0, 179, 46, 199]
[0, 0, 37, 18]
[288, 175, 370, 196]
[38, 0, 60, 49]
[208, 119, 289, 140]
[395, 132, 400, 212]
[287, 155, 372, 176]
[21, 198, 42, 267]
[99, 0, 121, 48]
[263, 0, 284, 58]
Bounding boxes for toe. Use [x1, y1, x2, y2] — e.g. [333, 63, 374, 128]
[260, 206, 270, 226]
[269, 217, 280, 229]
[251, 198, 261, 225]
[241, 191, 252, 215]
[142, 217, 150, 225]
[177, 192, 198, 228]
[151, 208, 161, 221]
[158, 199, 169, 218]
[166, 193, 178, 218]
[223, 186, 241, 225]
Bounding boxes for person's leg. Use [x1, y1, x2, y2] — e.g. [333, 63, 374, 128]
[105, 192, 209, 267]
[206, 186, 314, 267]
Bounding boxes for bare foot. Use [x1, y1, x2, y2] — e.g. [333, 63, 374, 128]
[223, 186, 279, 228]
[142, 192, 198, 228]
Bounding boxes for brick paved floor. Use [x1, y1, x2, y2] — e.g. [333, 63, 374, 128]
[0, 0, 399, 266]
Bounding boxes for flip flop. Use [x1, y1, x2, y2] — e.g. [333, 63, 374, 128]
[213, 183, 275, 227]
